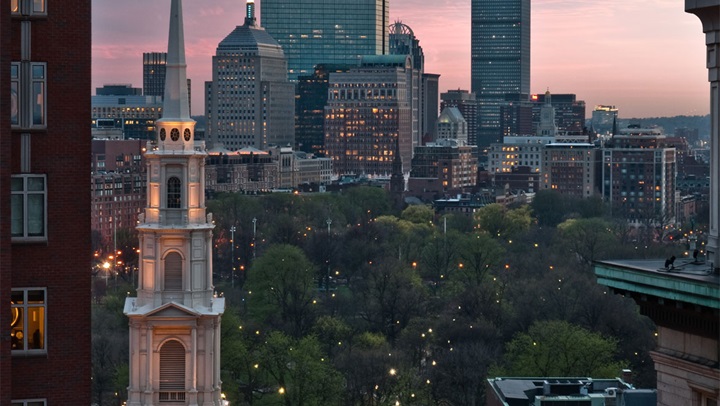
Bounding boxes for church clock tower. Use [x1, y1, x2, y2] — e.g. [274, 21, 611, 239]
[124, 1, 225, 405]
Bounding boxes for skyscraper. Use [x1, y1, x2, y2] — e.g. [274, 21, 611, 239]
[441, 90, 479, 145]
[2, 0, 92, 403]
[295, 64, 352, 154]
[125, 1, 224, 404]
[471, 0, 531, 147]
[205, 1, 294, 150]
[325, 55, 413, 176]
[261, 0, 389, 81]
[143, 52, 167, 97]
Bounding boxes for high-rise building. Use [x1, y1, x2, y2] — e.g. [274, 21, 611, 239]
[441, 90, 479, 145]
[436, 107, 468, 145]
[530, 92, 585, 134]
[124, 1, 224, 404]
[541, 143, 600, 199]
[261, 0, 389, 81]
[92, 84, 162, 140]
[325, 55, 413, 176]
[143, 52, 167, 97]
[601, 128, 676, 222]
[144, 52, 192, 115]
[423, 73, 441, 141]
[295, 64, 352, 154]
[2, 0, 92, 404]
[410, 143, 479, 191]
[206, 1, 294, 150]
[389, 21, 423, 147]
[471, 0, 531, 147]
[591, 105, 619, 138]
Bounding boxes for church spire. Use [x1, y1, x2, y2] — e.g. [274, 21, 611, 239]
[162, 0, 191, 121]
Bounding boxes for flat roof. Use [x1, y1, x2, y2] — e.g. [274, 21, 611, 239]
[594, 258, 720, 309]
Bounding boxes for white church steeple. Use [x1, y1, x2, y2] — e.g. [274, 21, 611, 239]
[125, 1, 224, 404]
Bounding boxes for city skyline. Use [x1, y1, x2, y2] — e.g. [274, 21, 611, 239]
[93, 0, 709, 119]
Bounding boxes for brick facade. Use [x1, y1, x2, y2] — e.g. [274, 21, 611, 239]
[1, 1, 92, 404]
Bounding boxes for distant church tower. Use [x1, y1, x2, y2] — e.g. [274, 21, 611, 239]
[124, 1, 225, 405]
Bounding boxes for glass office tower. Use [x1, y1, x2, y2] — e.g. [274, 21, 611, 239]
[261, 0, 389, 81]
[471, 0, 530, 148]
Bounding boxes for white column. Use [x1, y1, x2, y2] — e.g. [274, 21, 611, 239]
[145, 325, 155, 405]
[685, 0, 720, 271]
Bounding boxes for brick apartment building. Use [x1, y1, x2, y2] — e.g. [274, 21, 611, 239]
[1, 0, 92, 404]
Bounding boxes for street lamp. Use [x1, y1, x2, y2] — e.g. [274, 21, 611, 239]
[252, 217, 257, 260]
[230, 226, 236, 288]
[326, 218, 332, 293]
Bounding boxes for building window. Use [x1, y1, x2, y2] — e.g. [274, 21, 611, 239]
[167, 177, 181, 208]
[11, 174, 47, 241]
[11, 401, 46, 406]
[11, 62, 46, 128]
[10, 289, 46, 354]
[11, 0, 45, 15]
[159, 340, 186, 402]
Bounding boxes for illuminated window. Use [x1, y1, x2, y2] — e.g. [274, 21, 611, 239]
[10, 62, 46, 128]
[11, 0, 45, 16]
[10, 289, 46, 354]
[11, 175, 47, 241]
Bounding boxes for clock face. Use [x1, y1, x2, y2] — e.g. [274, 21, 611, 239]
[184, 128, 191, 141]
[160, 128, 167, 141]
[171, 128, 180, 141]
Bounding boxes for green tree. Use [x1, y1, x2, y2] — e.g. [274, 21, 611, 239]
[260, 331, 344, 406]
[475, 203, 532, 240]
[557, 217, 617, 265]
[245, 244, 317, 336]
[495, 320, 626, 377]
[531, 190, 567, 227]
[400, 205, 435, 225]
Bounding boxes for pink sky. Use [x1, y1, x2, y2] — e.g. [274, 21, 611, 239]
[92, 0, 709, 118]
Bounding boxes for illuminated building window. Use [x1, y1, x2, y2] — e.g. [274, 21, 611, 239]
[11, 0, 45, 16]
[10, 288, 46, 354]
[11, 62, 46, 128]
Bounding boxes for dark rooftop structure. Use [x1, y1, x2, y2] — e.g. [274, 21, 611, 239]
[486, 376, 655, 406]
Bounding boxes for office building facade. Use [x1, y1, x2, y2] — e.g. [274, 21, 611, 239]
[325, 56, 413, 176]
[541, 143, 600, 199]
[206, 3, 294, 150]
[471, 0, 531, 147]
[295, 64, 352, 155]
[261, 0, 389, 81]
[602, 129, 677, 223]
[92, 84, 162, 140]
[1, 0, 92, 404]
[143, 52, 167, 97]
[441, 89, 479, 145]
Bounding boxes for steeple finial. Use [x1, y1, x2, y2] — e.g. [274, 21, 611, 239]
[163, 0, 191, 120]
